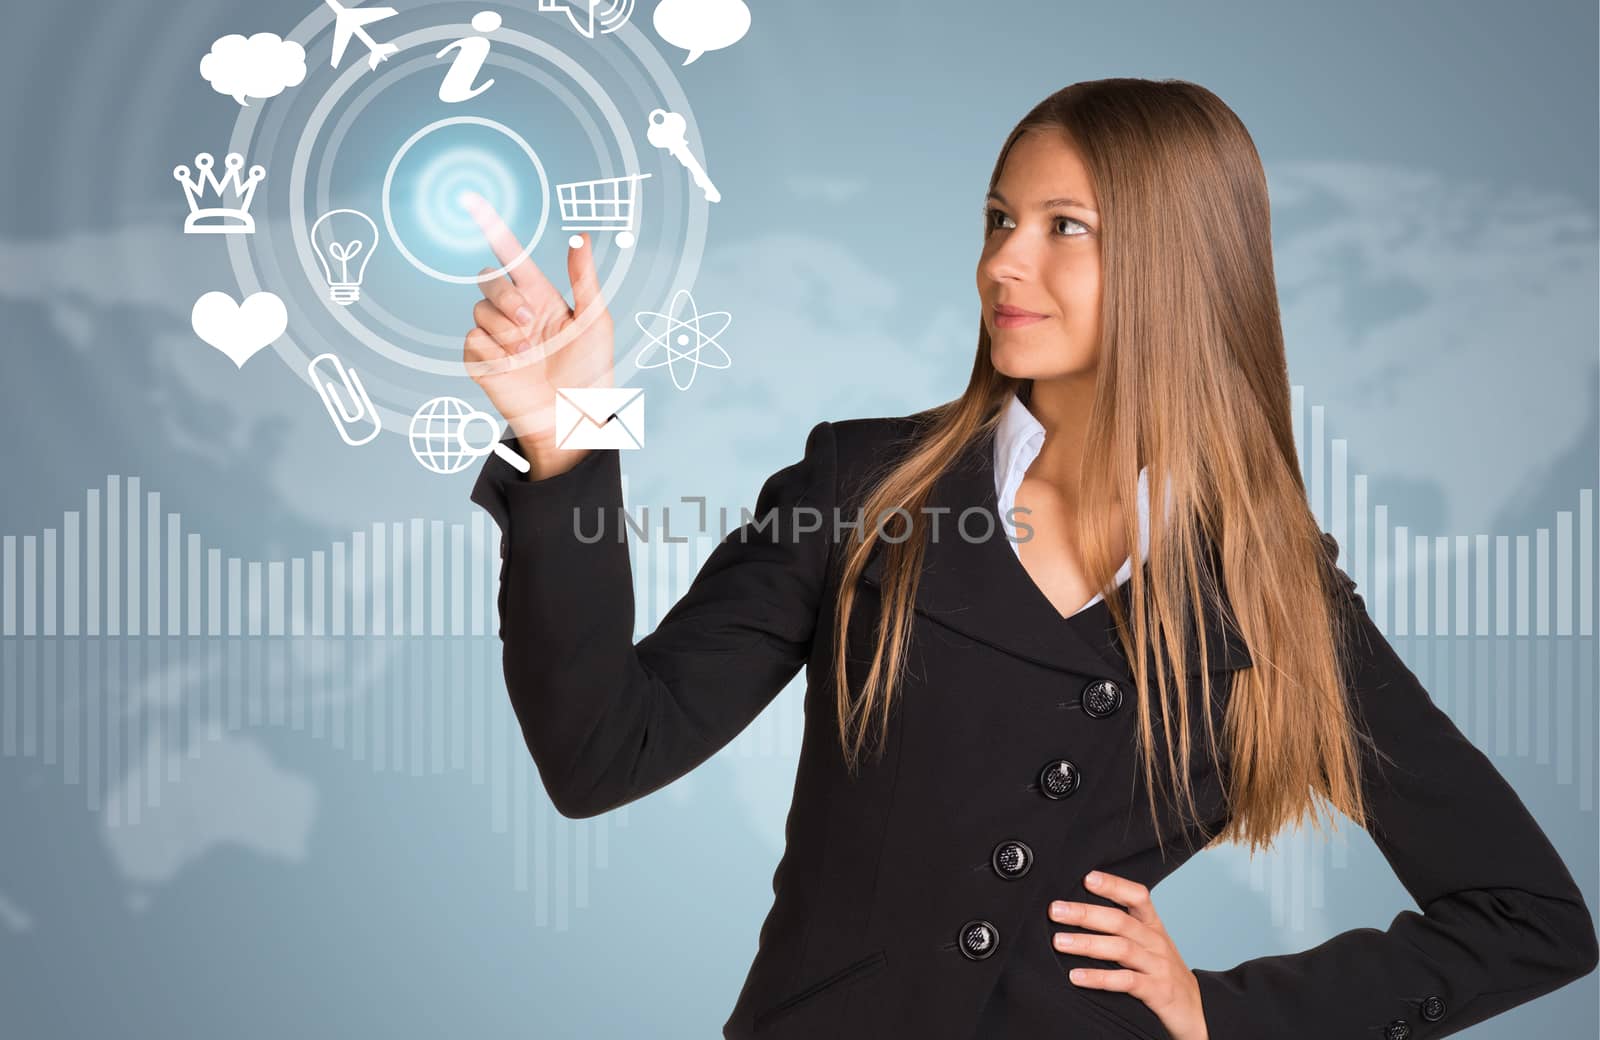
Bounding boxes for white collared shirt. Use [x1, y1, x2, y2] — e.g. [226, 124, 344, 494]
[993, 388, 1154, 616]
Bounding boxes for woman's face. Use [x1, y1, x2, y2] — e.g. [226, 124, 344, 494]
[976, 128, 1103, 380]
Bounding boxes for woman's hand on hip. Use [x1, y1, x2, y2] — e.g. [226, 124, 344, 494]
[1050, 870, 1210, 1040]
[460, 190, 616, 475]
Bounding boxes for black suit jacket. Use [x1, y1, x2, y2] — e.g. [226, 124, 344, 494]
[469, 414, 1598, 1040]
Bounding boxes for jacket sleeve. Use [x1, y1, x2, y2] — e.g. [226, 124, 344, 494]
[1192, 534, 1598, 1038]
[468, 421, 838, 819]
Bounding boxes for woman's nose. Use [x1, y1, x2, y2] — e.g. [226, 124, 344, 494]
[981, 234, 1035, 284]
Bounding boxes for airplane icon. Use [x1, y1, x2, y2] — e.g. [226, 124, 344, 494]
[325, 0, 400, 70]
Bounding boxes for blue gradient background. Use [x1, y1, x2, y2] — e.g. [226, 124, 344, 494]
[0, 1, 1595, 1037]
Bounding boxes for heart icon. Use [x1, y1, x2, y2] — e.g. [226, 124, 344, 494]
[191, 291, 288, 367]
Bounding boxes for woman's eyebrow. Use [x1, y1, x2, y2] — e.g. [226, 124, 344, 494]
[986, 189, 1098, 213]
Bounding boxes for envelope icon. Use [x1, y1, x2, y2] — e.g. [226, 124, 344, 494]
[554, 386, 646, 450]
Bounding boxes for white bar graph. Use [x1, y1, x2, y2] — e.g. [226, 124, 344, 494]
[0, 432, 1593, 926]
[64, 512, 78, 638]
[0, 437, 1586, 675]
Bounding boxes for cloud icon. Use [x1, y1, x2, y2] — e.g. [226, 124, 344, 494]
[653, 0, 751, 65]
[200, 32, 307, 106]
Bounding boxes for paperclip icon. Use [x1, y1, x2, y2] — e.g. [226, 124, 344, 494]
[309, 352, 382, 446]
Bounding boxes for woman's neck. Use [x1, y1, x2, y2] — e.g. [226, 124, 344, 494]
[1020, 375, 1098, 497]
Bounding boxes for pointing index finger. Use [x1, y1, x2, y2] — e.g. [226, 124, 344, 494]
[460, 190, 564, 313]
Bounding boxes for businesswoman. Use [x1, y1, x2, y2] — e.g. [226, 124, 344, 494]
[462, 79, 1598, 1040]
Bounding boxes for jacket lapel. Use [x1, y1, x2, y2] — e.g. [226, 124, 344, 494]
[856, 425, 1252, 684]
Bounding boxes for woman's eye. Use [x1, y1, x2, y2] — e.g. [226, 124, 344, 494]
[982, 207, 1090, 237]
[983, 206, 1014, 233]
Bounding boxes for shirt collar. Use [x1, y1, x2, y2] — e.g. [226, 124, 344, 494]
[992, 387, 1158, 565]
[994, 386, 1046, 502]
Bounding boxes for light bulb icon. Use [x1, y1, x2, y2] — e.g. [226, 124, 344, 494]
[310, 208, 380, 305]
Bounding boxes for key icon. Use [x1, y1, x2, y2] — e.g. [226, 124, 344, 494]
[647, 108, 721, 204]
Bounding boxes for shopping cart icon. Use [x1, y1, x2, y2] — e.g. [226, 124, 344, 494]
[557, 172, 653, 249]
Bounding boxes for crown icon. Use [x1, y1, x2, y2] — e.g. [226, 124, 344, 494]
[173, 152, 265, 235]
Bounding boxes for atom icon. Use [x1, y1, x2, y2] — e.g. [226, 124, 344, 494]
[633, 288, 732, 391]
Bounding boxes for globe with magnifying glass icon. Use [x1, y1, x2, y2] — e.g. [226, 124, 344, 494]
[409, 395, 530, 475]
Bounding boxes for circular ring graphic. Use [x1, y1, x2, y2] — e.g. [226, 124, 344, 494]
[275, 25, 659, 379]
[381, 115, 551, 285]
[414, 147, 520, 251]
[221, 7, 711, 430]
[310, 48, 625, 355]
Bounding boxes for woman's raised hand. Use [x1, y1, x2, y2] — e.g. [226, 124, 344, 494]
[460, 190, 615, 478]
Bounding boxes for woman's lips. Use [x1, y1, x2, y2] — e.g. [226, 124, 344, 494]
[993, 306, 1049, 329]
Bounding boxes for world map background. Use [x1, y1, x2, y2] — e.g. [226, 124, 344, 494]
[0, 1, 1595, 1037]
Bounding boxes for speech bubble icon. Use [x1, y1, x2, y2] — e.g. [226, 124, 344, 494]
[653, 0, 751, 65]
[199, 32, 307, 107]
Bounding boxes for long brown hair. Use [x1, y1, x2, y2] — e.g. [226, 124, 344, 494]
[829, 78, 1368, 855]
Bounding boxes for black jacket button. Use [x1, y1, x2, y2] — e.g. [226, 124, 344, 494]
[1384, 1020, 1411, 1040]
[1420, 995, 1445, 1022]
[1081, 679, 1124, 718]
[991, 840, 1033, 879]
[1039, 759, 1081, 799]
[959, 919, 999, 960]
